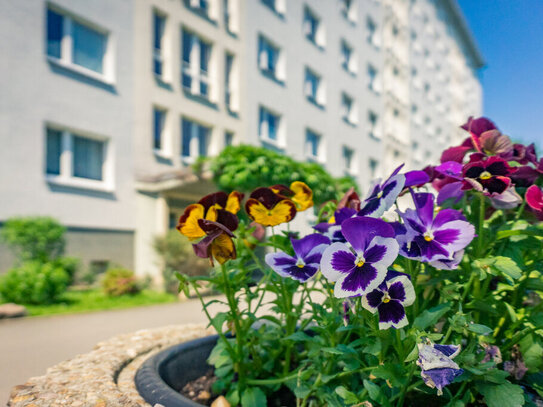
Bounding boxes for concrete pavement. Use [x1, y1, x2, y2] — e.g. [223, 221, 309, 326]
[0, 298, 224, 405]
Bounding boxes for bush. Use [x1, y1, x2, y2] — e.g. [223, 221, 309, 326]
[209, 145, 357, 206]
[154, 230, 212, 294]
[1, 216, 66, 263]
[0, 261, 70, 304]
[101, 268, 141, 297]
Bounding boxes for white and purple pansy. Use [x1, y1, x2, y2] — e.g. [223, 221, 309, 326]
[358, 165, 430, 218]
[397, 192, 475, 264]
[321, 217, 399, 298]
[313, 207, 356, 243]
[265, 233, 330, 282]
[417, 342, 463, 396]
[361, 270, 415, 329]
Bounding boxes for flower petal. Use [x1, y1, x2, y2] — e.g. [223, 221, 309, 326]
[225, 191, 244, 214]
[335, 263, 379, 297]
[341, 217, 395, 252]
[177, 204, 206, 240]
[433, 220, 475, 253]
[291, 233, 330, 260]
[378, 300, 407, 329]
[526, 185, 543, 211]
[321, 242, 354, 282]
[290, 181, 314, 211]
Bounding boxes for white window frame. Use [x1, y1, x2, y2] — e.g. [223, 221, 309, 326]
[46, 6, 115, 84]
[259, 106, 283, 148]
[153, 106, 172, 158]
[305, 129, 324, 162]
[181, 117, 211, 165]
[258, 35, 284, 81]
[340, 39, 356, 74]
[153, 10, 171, 82]
[341, 93, 357, 125]
[368, 111, 380, 140]
[343, 146, 357, 175]
[367, 64, 380, 93]
[366, 17, 380, 48]
[304, 67, 325, 106]
[182, 29, 213, 100]
[44, 124, 114, 193]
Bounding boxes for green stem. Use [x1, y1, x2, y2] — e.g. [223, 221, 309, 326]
[396, 363, 417, 407]
[220, 263, 246, 390]
[477, 194, 486, 258]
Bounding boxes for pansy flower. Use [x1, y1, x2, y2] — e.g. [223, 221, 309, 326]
[337, 187, 361, 211]
[526, 185, 543, 212]
[462, 156, 515, 195]
[397, 193, 475, 263]
[245, 187, 297, 227]
[177, 191, 244, 241]
[271, 181, 314, 212]
[265, 234, 330, 282]
[313, 207, 356, 243]
[321, 217, 399, 298]
[192, 211, 239, 265]
[440, 116, 497, 163]
[361, 270, 415, 329]
[417, 342, 463, 396]
[358, 165, 430, 218]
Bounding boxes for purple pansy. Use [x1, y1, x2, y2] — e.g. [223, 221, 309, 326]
[313, 207, 356, 243]
[397, 193, 475, 264]
[321, 217, 399, 298]
[361, 270, 415, 329]
[429, 250, 464, 270]
[417, 342, 463, 396]
[265, 234, 330, 282]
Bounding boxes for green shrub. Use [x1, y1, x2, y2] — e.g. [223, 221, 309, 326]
[101, 268, 141, 297]
[0, 261, 70, 304]
[209, 145, 358, 206]
[154, 230, 212, 294]
[1, 216, 66, 263]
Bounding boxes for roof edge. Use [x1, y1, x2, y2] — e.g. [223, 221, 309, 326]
[442, 0, 485, 69]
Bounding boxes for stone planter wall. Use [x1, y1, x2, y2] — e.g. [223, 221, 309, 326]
[8, 324, 215, 407]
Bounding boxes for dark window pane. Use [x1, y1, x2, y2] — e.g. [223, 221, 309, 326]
[46, 128, 62, 175]
[153, 109, 164, 150]
[182, 119, 192, 157]
[198, 125, 208, 157]
[47, 9, 63, 58]
[73, 136, 104, 180]
[182, 30, 192, 63]
[153, 14, 164, 50]
[73, 21, 105, 73]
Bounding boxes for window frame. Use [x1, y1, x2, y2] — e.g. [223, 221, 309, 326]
[181, 117, 211, 164]
[45, 5, 114, 84]
[305, 129, 323, 162]
[44, 124, 114, 192]
[258, 106, 283, 148]
[182, 28, 213, 100]
[258, 35, 283, 82]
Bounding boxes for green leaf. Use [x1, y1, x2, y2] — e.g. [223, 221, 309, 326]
[476, 381, 525, 407]
[371, 363, 406, 387]
[209, 312, 229, 332]
[414, 303, 452, 330]
[335, 386, 358, 404]
[293, 385, 311, 399]
[493, 257, 522, 281]
[207, 341, 231, 368]
[483, 369, 510, 384]
[321, 347, 344, 355]
[241, 387, 267, 407]
[363, 379, 381, 401]
[404, 343, 419, 362]
[284, 331, 315, 342]
[468, 323, 493, 335]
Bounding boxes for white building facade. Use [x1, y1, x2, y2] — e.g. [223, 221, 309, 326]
[0, 0, 483, 279]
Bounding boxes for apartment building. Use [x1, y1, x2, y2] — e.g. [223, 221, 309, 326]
[0, 0, 483, 279]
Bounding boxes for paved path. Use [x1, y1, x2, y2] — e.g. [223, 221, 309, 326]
[0, 298, 225, 405]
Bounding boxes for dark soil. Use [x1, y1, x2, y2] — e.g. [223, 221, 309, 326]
[180, 371, 296, 406]
[180, 370, 217, 406]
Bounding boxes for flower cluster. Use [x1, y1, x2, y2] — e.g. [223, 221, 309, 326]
[172, 117, 543, 405]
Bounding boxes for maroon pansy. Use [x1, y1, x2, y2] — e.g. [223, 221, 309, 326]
[462, 156, 516, 195]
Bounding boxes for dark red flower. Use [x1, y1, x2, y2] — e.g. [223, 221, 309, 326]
[462, 157, 515, 195]
[526, 185, 543, 212]
[337, 187, 361, 211]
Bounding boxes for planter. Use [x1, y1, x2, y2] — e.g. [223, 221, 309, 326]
[135, 334, 219, 407]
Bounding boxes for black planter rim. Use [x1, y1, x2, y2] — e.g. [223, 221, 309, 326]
[135, 334, 219, 407]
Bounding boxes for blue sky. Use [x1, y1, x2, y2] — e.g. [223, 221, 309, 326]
[457, 0, 543, 147]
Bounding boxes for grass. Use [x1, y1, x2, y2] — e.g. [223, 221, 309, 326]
[19, 288, 178, 317]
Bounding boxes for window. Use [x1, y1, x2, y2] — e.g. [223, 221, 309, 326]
[153, 13, 166, 77]
[259, 107, 280, 143]
[186, 0, 210, 17]
[341, 93, 356, 124]
[343, 146, 355, 173]
[45, 126, 111, 190]
[153, 108, 166, 150]
[369, 158, 378, 179]
[181, 118, 210, 162]
[304, 7, 322, 46]
[46, 8, 111, 80]
[258, 36, 281, 80]
[182, 29, 211, 99]
[224, 131, 234, 146]
[367, 17, 378, 47]
[305, 129, 320, 160]
[368, 111, 379, 139]
[304, 68, 323, 106]
[46, 128, 62, 175]
[340, 0, 355, 22]
[368, 64, 378, 93]
[392, 24, 399, 37]
[341, 40, 355, 73]
[225, 53, 234, 109]
[261, 0, 285, 15]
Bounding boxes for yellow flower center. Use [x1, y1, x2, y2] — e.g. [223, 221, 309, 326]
[297, 263, 304, 268]
[357, 260, 365, 267]
[480, 171, 492, 180]
[423, 231, 434, 242]
[377, 191, 383, 199]
[383, 293, 391, 303]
